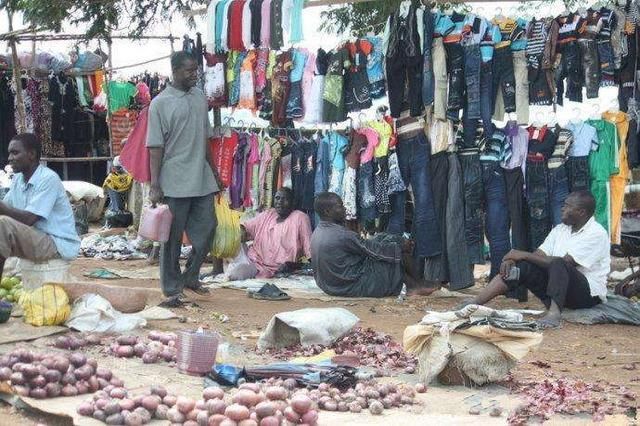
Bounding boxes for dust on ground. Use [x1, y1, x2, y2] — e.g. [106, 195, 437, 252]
[2, 255, 640, 424]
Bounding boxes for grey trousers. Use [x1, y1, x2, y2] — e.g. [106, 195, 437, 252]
[160, 193, 216, 297]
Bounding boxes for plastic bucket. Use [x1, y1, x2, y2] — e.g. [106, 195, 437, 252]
[176, 330, 220, 376]
[18, 259, 71, 291]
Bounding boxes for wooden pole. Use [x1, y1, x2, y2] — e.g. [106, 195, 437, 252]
[6, 10, 26, 133]
[101, 38, 114, 159]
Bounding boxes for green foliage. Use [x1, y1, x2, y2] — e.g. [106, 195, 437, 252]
[2, 0, 206, 39]
[320, 0, 402, 37]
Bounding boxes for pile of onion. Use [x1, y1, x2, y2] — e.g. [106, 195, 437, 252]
[52, 333, 103, 350]
[108, 332, 178, 365]
[0, 348, 120, 399]
[76, 385, 170, 425]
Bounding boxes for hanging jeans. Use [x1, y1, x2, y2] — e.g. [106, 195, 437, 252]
[358, 160, 377, 227]
[503, 167, 529, 251]
[386, 48, 423, 118]
[526, 160, 551, 249]
[598, 39, 616, 86]
[578, 39, 600, 99]
[458, 149, 484, 264]
[555, 41, 583, 105]
[445, 42, 465, 121]
[388, 133, 441, 258]
[548, 165, 570, 226]
[527, 54, 553, 105]
[617, 33, 637, 112]
[513, 50, 529, 124]
[566, 156, 590, 192]
[445, 153, 474, 289]
[422, 11, 435, 108]
[491, 46, 516, 118]
[433, 38, 448, 120]
[480, 61, 494, 136]
[463, 44, 481, 120]
[481, 160, 511, 279]
[301, 140, 317, 212]
[424, 152, 449, 282]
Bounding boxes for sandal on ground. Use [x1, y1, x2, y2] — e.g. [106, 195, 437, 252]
[248, 284, 291, 301]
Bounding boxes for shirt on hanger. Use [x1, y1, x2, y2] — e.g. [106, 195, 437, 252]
[501, 121, 529, 170]
[242, 0, 253, 49]
[548, 126, 574, 169]
[261, 0, 272, 48]
[567, 121, 598, 156]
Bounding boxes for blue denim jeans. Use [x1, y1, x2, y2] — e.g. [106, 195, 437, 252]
[548, 165, 570, 226]
[566, 156, 590, 192]
[445, 42, 465, 120]
[464, 44, 481, 120]
[480, 61, 494, 136]
[526, 160, 551, 249]
[459, 150, 484, 264]
[314, 136, 331, 194]
[446, 153, 474, 289]
[388, 133, 441, 258]
[504, 167, 529, 251]
[422, 11, 435, 107]
[481, 161, 512, 278]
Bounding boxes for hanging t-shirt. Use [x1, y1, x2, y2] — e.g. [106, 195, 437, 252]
[358, 128, 380, 164]
[215, 0, 230, 52]
[289, 0, 305, 43]
[228, 0, 247, 51]
[367, 120, 392, 158]
[586, 118, 619, 232]
[548, 126, 574, 169]
[322, 47, 350, 123]
[270, 0, 284, 50]
[221, 0, 234, 51]
[106, 81, 136, 112]
[250, 0, 264, 48]
[527, 125, 557, 161]
[204, 52, 227, 108]
[238, 51, 257, 111]
[567, 121, 598, 156]
[261, 0, 272, 48]
[242, 0, 253, 49]
[210, 131, 239, 188]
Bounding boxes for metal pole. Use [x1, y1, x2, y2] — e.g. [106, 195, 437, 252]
[6, 10, 26, 133]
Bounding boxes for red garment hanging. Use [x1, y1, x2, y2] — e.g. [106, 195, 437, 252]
[228, 0, 247, 51]
[119, 107, 150, 183]
[210, 131, 239, 188]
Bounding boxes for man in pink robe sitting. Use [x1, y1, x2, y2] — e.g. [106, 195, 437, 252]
[240, 187, 312, 279]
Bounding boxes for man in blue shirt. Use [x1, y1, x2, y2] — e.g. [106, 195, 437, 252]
[0, 133, 80, 282]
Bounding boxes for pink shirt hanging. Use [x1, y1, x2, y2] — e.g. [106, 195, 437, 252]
[358, 128, 380, 164]
[119, 107, 150, 183]
[261, 0, 272, 48]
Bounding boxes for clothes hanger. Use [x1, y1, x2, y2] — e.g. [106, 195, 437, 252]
[546, 110, 558, 127]
[494, 7, 504, 20]
[532, 111, 545, 128]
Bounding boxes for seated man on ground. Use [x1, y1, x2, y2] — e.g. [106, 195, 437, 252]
[464, 191, 609, 329]
[240, 187, 312, 278]
[311, 192, 435, 298]
[0, 133, 80, 281]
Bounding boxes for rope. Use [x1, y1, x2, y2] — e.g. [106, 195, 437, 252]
[106, 54, 172, 72]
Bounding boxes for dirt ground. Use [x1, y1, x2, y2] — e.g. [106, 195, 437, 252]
[2, 255, 640, 425]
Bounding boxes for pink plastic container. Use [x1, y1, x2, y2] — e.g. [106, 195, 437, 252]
[138, 204, 173, 242]
[176, 330, 220, 376]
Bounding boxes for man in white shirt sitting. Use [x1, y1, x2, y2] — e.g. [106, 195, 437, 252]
[465, 191, 610, 329]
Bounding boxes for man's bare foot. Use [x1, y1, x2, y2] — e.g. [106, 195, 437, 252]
[536, 313, 562, 329]
[407, 286, 439, 297]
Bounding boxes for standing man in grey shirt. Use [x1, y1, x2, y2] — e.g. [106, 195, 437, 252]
[146, 51, 221, 307]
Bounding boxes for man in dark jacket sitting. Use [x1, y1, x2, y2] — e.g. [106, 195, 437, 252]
[310, 192, 435, 298]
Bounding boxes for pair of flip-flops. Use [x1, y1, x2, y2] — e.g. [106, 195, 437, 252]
[248, 283, 290, 301]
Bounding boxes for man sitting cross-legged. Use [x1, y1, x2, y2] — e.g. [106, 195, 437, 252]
[463, 191, 610, 329]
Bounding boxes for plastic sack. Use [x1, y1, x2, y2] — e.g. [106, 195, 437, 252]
[212, 195, 242, 259]
[257, 308, 360, 350]
[224, 243, 257, 280]
[21, 284, 71, 326]
[66, 294, 146, 332]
